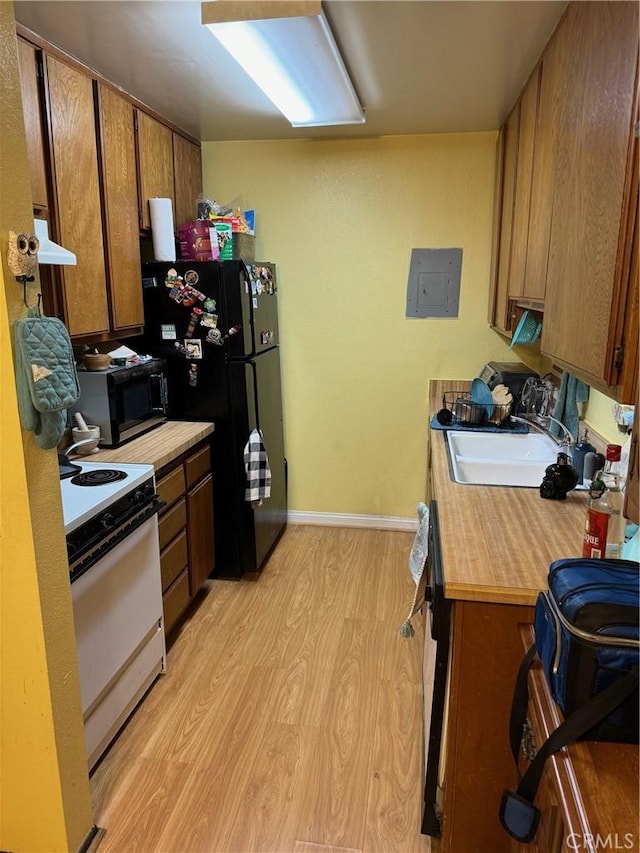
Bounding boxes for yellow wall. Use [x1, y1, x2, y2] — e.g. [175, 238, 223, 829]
[203, 134, 513, 518]
[584, 388, 626, 445]
[0, 3, 93, 850]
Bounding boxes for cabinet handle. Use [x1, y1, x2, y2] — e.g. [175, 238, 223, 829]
[613, 345, 625, 368]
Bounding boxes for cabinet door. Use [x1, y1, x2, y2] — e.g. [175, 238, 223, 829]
[623, 377, 639, 526]
[492, 104, 520, 333]
[522, 34, 567, 301]
[136, 111, 175, 230]
[46, 55, 109, 337]
[187, 473, 215, 596]
[541, 3, 638, 386]
[173, 134, 202, 228]
[97, 84, 144, 332]
[17, 39, 48, 212]
[509, 66, 540, 300]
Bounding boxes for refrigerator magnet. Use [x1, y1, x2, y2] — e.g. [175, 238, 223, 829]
[161, 324, 177, 340]
[168, 284, 185, 303]
[185, 308, 203, 337]
[184, 339, 203, 359]
[188, 364, 199, 387]
[164, 269, 182, 288]
[203, 298, 216, 313]
[183, 269, 200, 286]
[200, 312, 218, 329]
[206, 328, 223, 346]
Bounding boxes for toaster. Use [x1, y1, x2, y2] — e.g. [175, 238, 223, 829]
[478, 361, 539, 413]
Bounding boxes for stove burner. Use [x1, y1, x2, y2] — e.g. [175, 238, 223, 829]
[70, 469, 128, 487]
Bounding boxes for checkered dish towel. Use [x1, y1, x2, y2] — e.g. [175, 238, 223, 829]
[244, 428, 272, 505]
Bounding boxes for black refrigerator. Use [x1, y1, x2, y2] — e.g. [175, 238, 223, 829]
[136, 259, 287, 579]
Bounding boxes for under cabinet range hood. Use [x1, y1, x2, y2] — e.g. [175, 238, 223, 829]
[34, 218, 77, 265]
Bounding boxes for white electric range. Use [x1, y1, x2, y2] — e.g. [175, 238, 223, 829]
[61, 460, 155, 535]
[60, 459, 166, 771]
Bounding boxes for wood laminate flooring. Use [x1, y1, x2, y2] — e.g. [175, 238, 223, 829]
[91, 525, 431, 853]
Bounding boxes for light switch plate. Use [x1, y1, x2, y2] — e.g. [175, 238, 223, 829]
[406, 248, 462, 318]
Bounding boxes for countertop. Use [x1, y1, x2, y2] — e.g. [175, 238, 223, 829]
[429, 380, 589, 606]
[88, 421, 214, 472]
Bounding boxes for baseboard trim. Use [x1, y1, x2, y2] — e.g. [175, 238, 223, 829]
[287, 511, 418, 532]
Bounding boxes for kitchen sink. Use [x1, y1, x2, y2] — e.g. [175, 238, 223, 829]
[446, 430, 559, 487]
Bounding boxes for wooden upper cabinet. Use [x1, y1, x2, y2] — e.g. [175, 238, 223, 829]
[522, 35, 567, 302]
[173, 134, 203, 228]
[16, 39, 49, 212]
[509, 65, 540, 300]
[97, 84, 143, 332]
[541, 2, 638, 393]
[136, 110, 175, 230]
[46, 55, 109, 337]
[491, 104, 519, 334]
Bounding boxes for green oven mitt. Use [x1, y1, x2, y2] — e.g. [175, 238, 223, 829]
[13, 307, 80, 449]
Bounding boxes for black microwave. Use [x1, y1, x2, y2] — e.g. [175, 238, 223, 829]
[71, 358, 168, 446]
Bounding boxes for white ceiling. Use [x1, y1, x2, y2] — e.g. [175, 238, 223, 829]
[13, 0, 568, 142]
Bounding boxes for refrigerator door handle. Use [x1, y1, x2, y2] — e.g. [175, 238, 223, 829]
[240, 259, 257, 359]
[247, 359, 261, 433]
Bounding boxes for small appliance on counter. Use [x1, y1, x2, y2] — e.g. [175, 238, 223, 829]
[478, 361, 539, 414]
[70, 358, 168, 446]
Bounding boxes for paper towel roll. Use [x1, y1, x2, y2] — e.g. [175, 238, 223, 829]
[149, 197, 175, 261]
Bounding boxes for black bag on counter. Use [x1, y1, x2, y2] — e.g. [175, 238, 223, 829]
[499, 557, 639, 843]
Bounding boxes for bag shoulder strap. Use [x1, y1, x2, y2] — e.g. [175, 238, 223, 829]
[500, 646, 639, 842]
[516, 666, 638, 803]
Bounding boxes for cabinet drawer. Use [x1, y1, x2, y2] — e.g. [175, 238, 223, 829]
[162, 568, 190, 636]
[158, 497, 186, 551]
[185, 444, 211, 489]
[157, 465, 186, 511]
[160, 529, 188, 593]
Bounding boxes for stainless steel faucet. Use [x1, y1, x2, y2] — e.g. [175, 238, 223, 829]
[515, 376, 575, 456]
[510, 414, 575, 456]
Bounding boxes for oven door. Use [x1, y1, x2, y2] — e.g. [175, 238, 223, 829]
[422, 500, 452, 837]
[71, 514, 165, 770]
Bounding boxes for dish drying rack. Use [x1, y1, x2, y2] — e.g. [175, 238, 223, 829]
[439, 390, 513, 427]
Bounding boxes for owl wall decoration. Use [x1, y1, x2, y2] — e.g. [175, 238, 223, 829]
[8, 230, 39, 281]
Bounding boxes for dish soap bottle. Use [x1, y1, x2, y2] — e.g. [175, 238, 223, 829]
[582, 444, 625, 559]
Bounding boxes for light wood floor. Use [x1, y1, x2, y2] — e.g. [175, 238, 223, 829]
[91, 525, 431, 853]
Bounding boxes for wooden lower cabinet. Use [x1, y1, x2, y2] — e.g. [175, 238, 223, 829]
[433, 603, 638, 853]
[156, 441, 215, 636]
[436, 600, 534, 853]
[508, 628, 639, 853]
[187, 474, 214, 595]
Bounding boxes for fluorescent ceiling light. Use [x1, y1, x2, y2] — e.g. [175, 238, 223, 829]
[202, 1, 365, 127]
